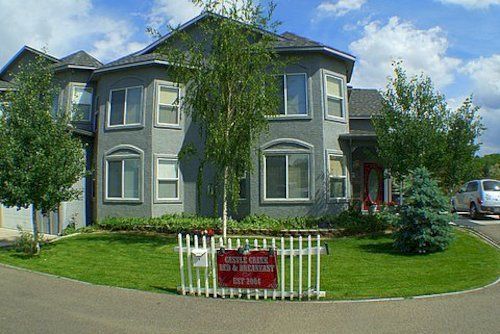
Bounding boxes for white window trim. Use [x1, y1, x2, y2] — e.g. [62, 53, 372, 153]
[155, 83, 181, 128]
[155, 156, 181, 202]
[69, 83, 93, 122]
[323, 72, 347, 122]
[327, 152, 348, 201]
[105, 157, 141, 201]
[104, 145, 144, 203]
[269, 73, 309, 119]
[106, 85, 144, 129]
[263, 153, 311, 202]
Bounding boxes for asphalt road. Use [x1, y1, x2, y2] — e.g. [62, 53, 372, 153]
[455, 213, 500, 245]
[0, 264, 499, 334]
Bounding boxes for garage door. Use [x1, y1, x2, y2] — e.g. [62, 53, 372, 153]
[0, 204, 32, 231]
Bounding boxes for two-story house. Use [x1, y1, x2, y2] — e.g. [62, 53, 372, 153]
[0, 12, 390, 234]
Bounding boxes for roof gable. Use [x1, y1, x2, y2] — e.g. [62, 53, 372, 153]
[0, 46, 60, 80]
[54, 50, 102, 70]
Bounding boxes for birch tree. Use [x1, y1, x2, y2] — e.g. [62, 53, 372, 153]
[158, 0, 283, 239]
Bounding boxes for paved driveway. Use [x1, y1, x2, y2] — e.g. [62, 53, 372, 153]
[0, 264, 499, 334]
[455, 213, 500, 245]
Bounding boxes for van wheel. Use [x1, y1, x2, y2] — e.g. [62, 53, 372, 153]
[469, 203, 482, 219]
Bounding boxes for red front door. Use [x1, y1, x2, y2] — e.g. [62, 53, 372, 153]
[363, 163, 384, 210]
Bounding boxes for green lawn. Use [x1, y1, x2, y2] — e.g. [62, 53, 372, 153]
[0, 229, 498, 300]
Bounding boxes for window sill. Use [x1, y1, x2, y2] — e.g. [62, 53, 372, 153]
[325, 116, 347, 123]
[154, 199, 182, 204]
[105, 124, 144, 131]
[328, 197, 349, 204]
[154, 124, 182, 130]
[266, 115, 311, 121]
[261, 199, 313, 205]
[103, 198, 143, 204]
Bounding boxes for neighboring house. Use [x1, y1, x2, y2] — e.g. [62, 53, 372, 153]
[0, 46, 98, 234]
[0, 12, 390, 232]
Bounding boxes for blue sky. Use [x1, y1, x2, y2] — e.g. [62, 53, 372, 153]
[0, 0, 499, 154]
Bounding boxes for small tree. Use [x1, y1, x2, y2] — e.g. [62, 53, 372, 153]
[393, 167, 453, 254]
[373, 63, 483, 194]
[157, 0, 283, 239]
[0, 55, 86, 254]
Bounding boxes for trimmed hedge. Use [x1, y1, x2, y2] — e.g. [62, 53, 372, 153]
[96, 208, 392, 236]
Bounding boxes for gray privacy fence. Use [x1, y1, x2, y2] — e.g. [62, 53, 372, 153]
[174, 234, 327, 300]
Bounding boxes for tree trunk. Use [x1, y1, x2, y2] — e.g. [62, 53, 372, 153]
[222, 166, 229, 241]
[31, 206, 40, 255]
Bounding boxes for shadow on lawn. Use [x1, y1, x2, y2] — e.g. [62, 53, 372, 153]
[73, 232, 175, 247]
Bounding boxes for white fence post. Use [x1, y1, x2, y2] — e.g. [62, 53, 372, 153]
[281, 237, 285, 301]
[186, 234, 193, 294]
[219, 237, 225, 298]
[228, 238, 234, 299]
[298, 235, 303, 300]
[289, 236, 294, 301]
[203, 236, 209, 297]
[316, 234, 321, 300]
[211, 236, 217, 298]
[177, 233, 186, 295]
[307, 235, 312, 300]
[263, 238, 268, 300]
[194, 235, 201, 296]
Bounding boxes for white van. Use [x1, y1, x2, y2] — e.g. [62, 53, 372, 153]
[452, 179, 500, 218]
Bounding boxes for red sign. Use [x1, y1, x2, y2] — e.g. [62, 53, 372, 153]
[217, 249, 278, 289]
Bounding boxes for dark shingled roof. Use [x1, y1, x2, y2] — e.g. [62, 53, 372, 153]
[55, 50, 102, 69]
[98, 53, 170, 70]
[0, 80, 14, 90]
[348, 88, 383, 117]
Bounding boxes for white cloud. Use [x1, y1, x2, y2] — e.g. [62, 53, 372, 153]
[459, 54, 500, 154]
[437, 0, 500, 9]
[349, 17, 461, 89]
[147, 0, 202, 29]
[0, 0, 147, 66]
[316, 0, 366, 17]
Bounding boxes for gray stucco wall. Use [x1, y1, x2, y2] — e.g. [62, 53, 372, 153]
[94, 52, 352, 220]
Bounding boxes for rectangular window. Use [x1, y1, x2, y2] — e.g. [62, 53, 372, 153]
[71, 85, 93, 121]
[239, 176, 247, 200]
[265, 154, 309, 200]
[277, 74, 307, 116]
[106, 158, 140, 200]
[108, 87, 142, 127]
[325, 75, 344, 119]
[51, 92, 60, 118]
[329, 154, 347, 198]
[157, 158, 179, 200]
[157, 85, 180, 125]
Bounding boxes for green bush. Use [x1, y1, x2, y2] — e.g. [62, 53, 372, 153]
[14, 226, 46, 255]
[96, 209, 392, 236]
[393, 167, 454, 254]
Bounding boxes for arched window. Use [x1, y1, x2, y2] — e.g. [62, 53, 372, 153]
[261, 139, 312, 201]
[104, 145, 143, 201]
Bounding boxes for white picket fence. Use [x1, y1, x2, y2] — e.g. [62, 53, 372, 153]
[175, 234, 327, 300]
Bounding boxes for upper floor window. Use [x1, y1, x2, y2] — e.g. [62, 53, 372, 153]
[108, 86, 143, 127]
[328, 154, 347, 199]
[277, 73, 307, 116]
[71, 85, 93, 122]
[157, 85, 180, 126]
[325, 74, 345, 120]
